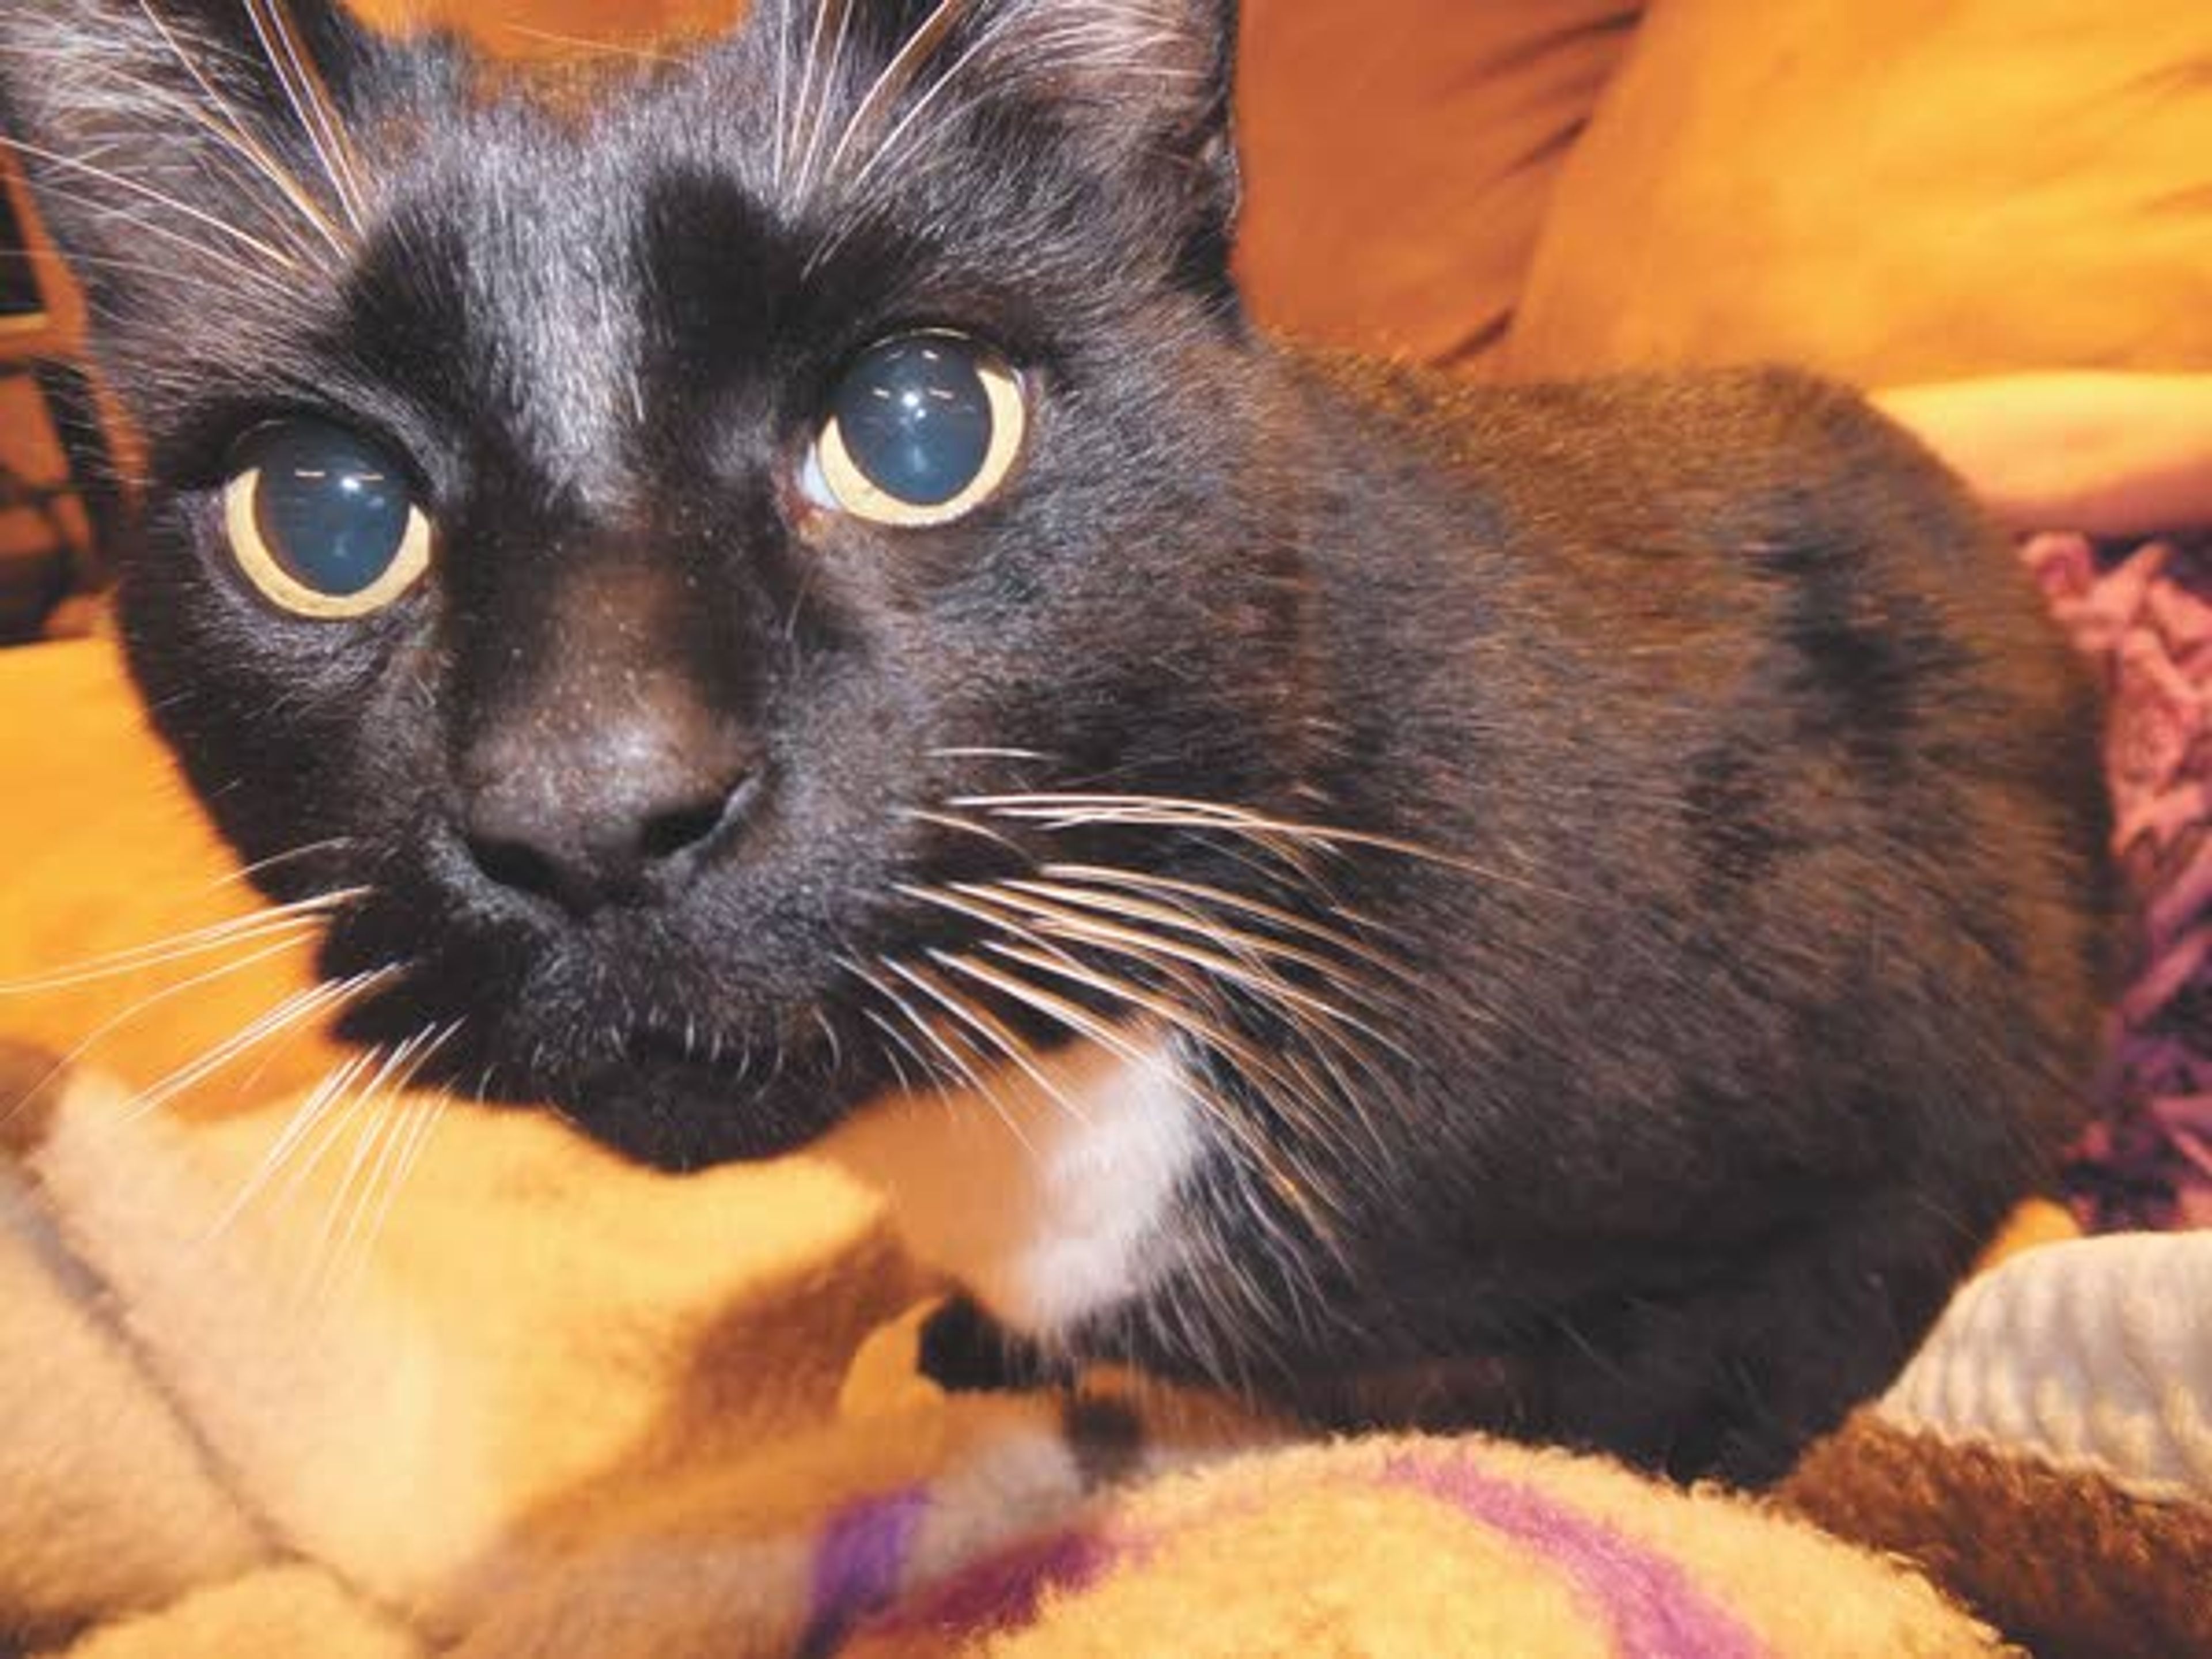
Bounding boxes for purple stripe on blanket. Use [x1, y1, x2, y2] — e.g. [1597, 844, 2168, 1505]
[1384, 1455, 1774, 1659]
[798, 1488, 930, 1659]
[855, 1455, 1775, 1653]
[858, 1526, 1122, 1644]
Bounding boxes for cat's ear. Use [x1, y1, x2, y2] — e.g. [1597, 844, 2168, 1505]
[1022, 0, 1243, 285]
[0, 0, 454, 329]
[982, 0, 1240, 164]
[759, 0, 1242, 295]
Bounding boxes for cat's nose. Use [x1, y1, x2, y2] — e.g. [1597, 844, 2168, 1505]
[457, 698, 762, 916]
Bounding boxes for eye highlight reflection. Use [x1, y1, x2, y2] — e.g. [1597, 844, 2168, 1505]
[222, 419, 433, 619]
[802, 332, 1028, 528]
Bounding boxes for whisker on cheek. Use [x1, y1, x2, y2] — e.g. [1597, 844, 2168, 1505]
[2, 134, 306, 272]
[857, 1007, 933, 1101]
[811, 1006, 846, 1075]
[884, 953, 1094, 1130]
[895, 806, 1029, 858]
[839, 952, 1031, 1149]
[355, 1084, 454, 1285]
[211, 839, 362, 892]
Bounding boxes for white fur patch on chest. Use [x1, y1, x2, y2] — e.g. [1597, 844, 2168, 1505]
[819, 1032, 1206, 1339]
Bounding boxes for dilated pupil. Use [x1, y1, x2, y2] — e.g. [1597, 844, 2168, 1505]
[835, 338, 993, 506]
[251, 421, 410, 597]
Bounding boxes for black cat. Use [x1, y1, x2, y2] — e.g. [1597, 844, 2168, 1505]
[0, 0, 2111, 1482]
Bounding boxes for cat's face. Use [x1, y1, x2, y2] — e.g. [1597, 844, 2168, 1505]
[2, 0, 1310, 1167]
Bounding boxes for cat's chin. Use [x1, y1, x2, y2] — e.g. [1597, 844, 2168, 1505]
[335, 1005, 855, 1172]
[531, 1056, 857, 1172]
[320, 940, 872, 1170]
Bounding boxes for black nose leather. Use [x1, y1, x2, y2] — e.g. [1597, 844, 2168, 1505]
[460, 694, 760, 915]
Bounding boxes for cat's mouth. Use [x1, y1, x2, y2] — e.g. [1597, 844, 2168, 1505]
[515, 1027, 865, 1171]
[566, 1041, 857, 1170]
[298, 800, 1147, 1172]
[327, 954, 870, 1172]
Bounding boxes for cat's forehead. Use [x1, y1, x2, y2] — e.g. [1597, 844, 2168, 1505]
[0, 0, 1235, 510]
[383, 71, 767, 291]
[0, 0, 1234, 449]
[333, 40, 1134, 513]
[341, 70, 942, 506]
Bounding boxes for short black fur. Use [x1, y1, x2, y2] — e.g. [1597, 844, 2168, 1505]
[1, 0, 2111, 1482]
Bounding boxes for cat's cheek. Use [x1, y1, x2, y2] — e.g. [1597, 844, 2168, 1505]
[115, 498, 442, 869]
[785, 502, 1018, 623]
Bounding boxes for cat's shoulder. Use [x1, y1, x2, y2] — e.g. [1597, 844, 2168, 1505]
[1279, 347, 1975, 551]
[1289, 350, 1905, 465]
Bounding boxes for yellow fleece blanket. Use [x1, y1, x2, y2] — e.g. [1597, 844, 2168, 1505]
[1, 1051, 2021, 1659]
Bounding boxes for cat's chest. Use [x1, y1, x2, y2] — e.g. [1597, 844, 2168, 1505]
[819, 1031, 1208, 1337]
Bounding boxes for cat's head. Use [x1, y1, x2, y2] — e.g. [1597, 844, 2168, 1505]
[1, 0, 1319, 1166]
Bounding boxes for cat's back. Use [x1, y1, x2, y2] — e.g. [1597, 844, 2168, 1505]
[1279, 350, 2114, 1173]
[1308, 356, 2029, 636]
[1294, 354, 2101, 809]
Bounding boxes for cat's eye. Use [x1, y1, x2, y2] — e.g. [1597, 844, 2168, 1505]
[221, 419, 433, 619]
[801, 332, 1028, 528]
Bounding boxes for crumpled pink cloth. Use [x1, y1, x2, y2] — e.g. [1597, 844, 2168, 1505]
[2025, 532, 2212, 1230]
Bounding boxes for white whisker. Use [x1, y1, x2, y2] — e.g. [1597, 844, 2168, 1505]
[935, 941, 1362, 1254]
[793, 0, 861, 196]
[354, 1084, 453, 1276]
[858, 1006, 943, 1101]
[0, 934, 356, 1137]
[298, 1025, 441, 1305]
[811, 1006, 844, 1074]
[908, 872, 1404, 1188]
[883, 955, 1093, 1130]
[211, 839, 361, 892]
[240, 0, 366, 233]
[0, 890, 361, 994]
[131, 0, 350, 256]
[310, 1024, 459, 1306]
[839, 952, 1029, 1148]
[103, 965, 399, 1130]
[503, 23, 679, 63]
[950, 878, 1389, 1051]
[819, 0, 977, 184]
[955, 790, 1572, 898]
[3, 135, 304, 271]
[896, 806, 1028, 857]
[197, 1046, 380, 1248]
[822, 14, 1001, 214]
[1041, 863, 1419, 988]
[785, 0, 841, 202]
[770, 0, 792, 190]
[927, 745, 1053, 764]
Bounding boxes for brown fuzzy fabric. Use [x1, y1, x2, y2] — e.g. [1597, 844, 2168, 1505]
[1782, 1412, 2212, 1659]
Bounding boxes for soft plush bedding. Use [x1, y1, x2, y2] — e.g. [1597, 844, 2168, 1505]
[5, 1028, 2206, 1659]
